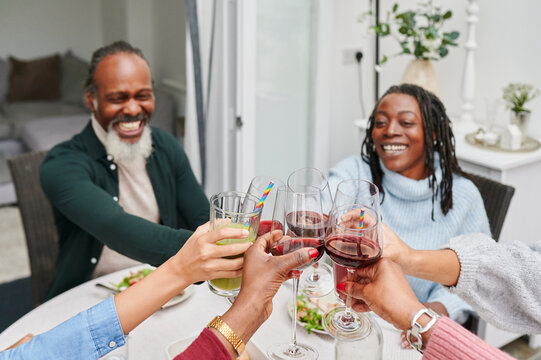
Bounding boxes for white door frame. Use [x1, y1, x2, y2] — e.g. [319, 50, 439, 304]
[236, 0, 256, 191]
[235, 0, 333, 188]
[310, 0, 333, 173]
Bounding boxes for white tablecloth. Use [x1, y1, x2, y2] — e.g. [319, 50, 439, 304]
[0, 265, 421, 359]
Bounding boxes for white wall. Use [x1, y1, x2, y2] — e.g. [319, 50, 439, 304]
[328, 0, 373, 169]
[328, 0, 541, 170]
[0, 0, 103, 60]
[153, 0, 187, 87]
[126, 0, 155, 70]
[0, 0, 186, 89]
[101, 0, 128, 49]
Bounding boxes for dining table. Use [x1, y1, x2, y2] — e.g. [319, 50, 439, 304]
[0, 265, 421, 359]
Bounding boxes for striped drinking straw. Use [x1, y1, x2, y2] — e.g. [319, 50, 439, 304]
[245, 181, 274, 229]
[359, 208, 365, 237]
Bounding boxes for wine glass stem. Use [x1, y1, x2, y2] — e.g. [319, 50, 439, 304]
[289, 274, 301, 354]
[309, 262, 320, 282]
[344, 268, 355, 321]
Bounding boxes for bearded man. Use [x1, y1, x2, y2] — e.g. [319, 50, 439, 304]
[40, 41, 209, 299]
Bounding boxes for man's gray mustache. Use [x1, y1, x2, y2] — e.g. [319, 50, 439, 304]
[111, 113, 149, 126]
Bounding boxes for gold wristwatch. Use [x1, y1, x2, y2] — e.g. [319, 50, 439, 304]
[207, 315, 246, 356]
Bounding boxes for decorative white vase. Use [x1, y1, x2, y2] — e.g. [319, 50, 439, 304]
[401, 59, 441, 98]
[510, 110, 531, 144]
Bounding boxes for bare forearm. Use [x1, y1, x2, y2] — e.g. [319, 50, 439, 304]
[408, 249, 460, 287]
[114, 258, 190, 334]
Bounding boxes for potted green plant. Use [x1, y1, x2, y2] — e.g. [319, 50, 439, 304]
[363, 1, 459, 96]
[503, 83, 540, 143]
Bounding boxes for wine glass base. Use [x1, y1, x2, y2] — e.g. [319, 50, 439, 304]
[267, 342, 319, 360]
[299, 262, 333, 298]
[322, 307, 372, 340]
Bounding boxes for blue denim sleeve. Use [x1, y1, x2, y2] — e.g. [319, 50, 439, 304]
[0, 297, 125, 360]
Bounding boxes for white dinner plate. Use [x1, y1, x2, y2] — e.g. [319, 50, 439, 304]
[165, 334, 267, 360]
[288, 293, 341, 336]
[98, 268, 195, 309]
[161, 284, 195, 309]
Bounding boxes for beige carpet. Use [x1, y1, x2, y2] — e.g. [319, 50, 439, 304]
[0, 206, 30, 283]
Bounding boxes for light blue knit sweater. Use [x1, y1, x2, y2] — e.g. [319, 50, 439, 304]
[328, 155, 491, 323]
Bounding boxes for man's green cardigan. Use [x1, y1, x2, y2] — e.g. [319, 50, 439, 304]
[40, 122, 209, 298]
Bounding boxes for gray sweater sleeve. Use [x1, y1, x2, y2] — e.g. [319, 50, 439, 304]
[444, 233, 541, 333]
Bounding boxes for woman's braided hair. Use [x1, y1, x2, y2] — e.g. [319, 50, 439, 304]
[361, 84, 470, 219]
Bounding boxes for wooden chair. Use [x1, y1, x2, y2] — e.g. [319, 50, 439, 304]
[8, 151, 58, 307]
[462, 173, 515, 333]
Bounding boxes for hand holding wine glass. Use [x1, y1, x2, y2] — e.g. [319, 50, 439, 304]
[209, 229, 318, 360]
[336, 257, 425, 332]
[267, 188, 325, 360]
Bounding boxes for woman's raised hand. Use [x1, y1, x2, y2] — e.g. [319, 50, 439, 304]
[336, 258, 424, 332]
[235, 230, 317, 320]
[171, 221, 253, 285]
[381, 222, 414, 270]
[215, 229, 317, 350]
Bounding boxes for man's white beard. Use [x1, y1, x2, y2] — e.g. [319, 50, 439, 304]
[105, 124, 152, 163]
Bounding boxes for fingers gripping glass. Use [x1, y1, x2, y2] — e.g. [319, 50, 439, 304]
[208, 191, 261, 298]
[267, 188, 323, 360]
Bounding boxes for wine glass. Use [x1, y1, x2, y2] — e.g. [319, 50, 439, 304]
[331, 179, 380, 216]
[287, 167, 334, 298]
[330, 178, 381, 301]
[322, 204, 382, 340]
[267, 188, 324, 360]
[246, 175, 286, 237]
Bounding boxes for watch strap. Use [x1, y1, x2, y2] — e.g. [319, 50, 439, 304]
[406, 308, 440, 353]
[207, 315, 246, 356]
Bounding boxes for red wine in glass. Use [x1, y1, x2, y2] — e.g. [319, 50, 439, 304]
[257, 220, 282, 237]
[333, 262, 348, 294]
[325, 234, 381, 268]
[286, 211, 326, 238]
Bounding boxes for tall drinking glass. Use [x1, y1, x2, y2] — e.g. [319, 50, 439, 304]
[323, 204, 382, 340]
[287, 167, 334, 298]
[208, 191, 261, 298]
[267, 188, 324, 360]
[246, 176, 285, 237]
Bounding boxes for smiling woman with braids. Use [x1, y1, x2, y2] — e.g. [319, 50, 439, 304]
[328, 84, 491, 347]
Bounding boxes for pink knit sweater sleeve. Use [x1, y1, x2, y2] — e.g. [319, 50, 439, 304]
[173, 328, 232, 360]
[423, 317, 515, 360]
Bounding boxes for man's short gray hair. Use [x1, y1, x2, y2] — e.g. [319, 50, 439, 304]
[84, 41, 150, 96]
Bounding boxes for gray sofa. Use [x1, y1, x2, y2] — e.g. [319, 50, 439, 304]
[0, 52, 177, 206]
